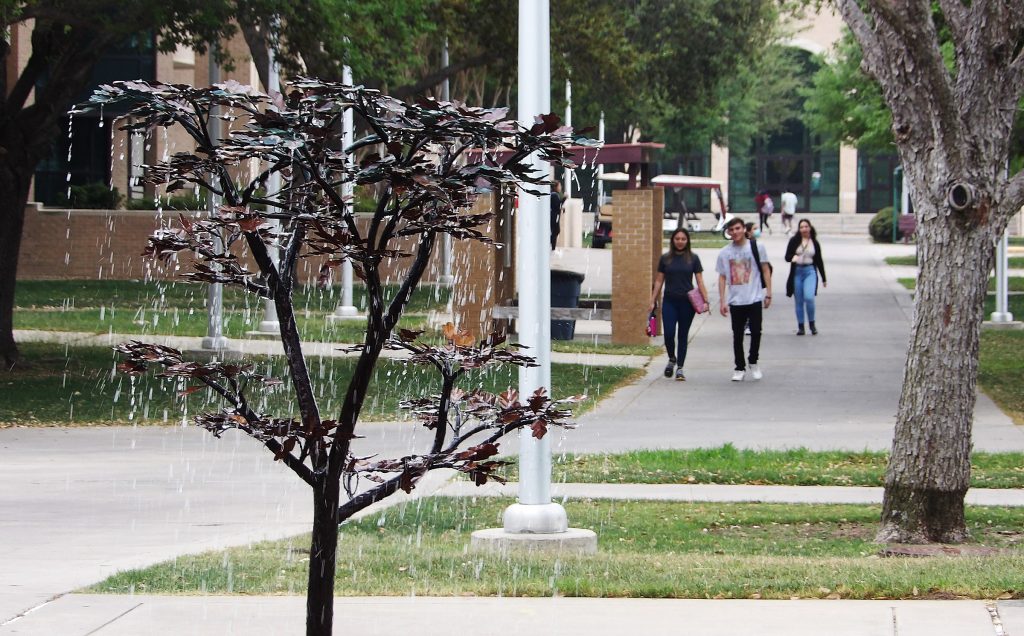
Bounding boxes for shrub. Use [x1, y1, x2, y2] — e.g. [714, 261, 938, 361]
[55, 182, 124, 209]
[123, 193, 209, 211]
[869, 206, 896, 243]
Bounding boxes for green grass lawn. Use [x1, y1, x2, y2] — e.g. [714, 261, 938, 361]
[86, 497, 1024, 599]
[531, 446, 1024, 488]
[0, 343, 642, 426]
[887, 255, 1024, 268]
[980, 330, 1024, 424]
[14, 280, 660, 356]
[897, 278, 1024, 317]
[14, 279, 452, 314]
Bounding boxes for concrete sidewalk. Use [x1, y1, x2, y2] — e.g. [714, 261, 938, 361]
[6, 595, 1022, 636]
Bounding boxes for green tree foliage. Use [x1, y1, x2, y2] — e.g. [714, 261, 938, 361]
[803, 26, 1024, 165]
[624, 0, 791, 153]
[802, 31, 894, 151]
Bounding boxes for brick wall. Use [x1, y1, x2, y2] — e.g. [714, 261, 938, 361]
[450, 194, 515, 339]
[16, 204, 445, 285]
[610, 188, 662, 344]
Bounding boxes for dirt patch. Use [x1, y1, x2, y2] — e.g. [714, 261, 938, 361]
[879, 544, 1008, 558]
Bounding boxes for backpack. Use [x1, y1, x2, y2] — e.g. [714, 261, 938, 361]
[749, 239, 771, 289]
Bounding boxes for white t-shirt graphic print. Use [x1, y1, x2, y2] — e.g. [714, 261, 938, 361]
[716, 240, 769, 306]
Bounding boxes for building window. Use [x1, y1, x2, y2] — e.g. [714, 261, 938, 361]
[856, 153, 900, 213]
[34, 34, 156, 206]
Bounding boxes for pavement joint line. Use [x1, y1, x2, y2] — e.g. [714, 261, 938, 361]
[82, 601, 144, 636]
[0, 593, 63, 627]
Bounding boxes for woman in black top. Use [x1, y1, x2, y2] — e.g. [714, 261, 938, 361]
[784, 219, 827, 335]
[648, 228, 709, 380]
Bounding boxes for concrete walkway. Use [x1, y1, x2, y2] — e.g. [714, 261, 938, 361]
[7, 595, 1023, 635]
[3, 234, 1024, 635]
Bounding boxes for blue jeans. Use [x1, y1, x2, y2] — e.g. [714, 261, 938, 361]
[661, 295, 696, 366]
[794, 265, 817, 324]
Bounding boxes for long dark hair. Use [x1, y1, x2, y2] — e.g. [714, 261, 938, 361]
[664, 228, 694, 264]
[798, 218, 817, 240]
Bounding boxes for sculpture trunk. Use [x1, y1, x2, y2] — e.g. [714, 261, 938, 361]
[306, 478, 340, 636]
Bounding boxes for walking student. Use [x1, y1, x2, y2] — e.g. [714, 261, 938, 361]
[649, 228, 709, 381]
[785, 218, 827, 335]
[716, 217, 772, 381]
[758, 191, 774, 235]
[780, 189, 797, 235]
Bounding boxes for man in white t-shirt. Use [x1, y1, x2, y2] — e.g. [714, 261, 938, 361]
[716, 217, 772, 382]
[780, 190, 798, 235]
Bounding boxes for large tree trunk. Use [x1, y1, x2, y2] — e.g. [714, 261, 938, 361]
[838, 0, 1024, 544]
[306, 478, 340, 636]
[0, 159, 33, 367]
[876, 196, 992, 543]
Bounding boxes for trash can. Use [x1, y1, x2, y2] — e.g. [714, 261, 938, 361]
[550, 269, 585, 340]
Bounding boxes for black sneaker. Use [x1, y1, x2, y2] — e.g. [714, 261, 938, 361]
[810, 322, 818, 335]
[664, 361, 675, 377]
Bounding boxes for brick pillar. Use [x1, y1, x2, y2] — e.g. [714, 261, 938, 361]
[611, 188, 662, 344]
[451, 193, 515, 340]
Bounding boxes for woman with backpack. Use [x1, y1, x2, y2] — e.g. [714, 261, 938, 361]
[648, 228, 709, 381]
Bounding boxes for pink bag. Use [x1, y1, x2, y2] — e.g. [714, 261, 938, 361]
[687, 288, 708, 314]
[645, 311, 657, 336]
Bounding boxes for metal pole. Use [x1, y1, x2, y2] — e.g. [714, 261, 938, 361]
[563, 78, 571, 200]
[258, 30, 281, 333]
[202, 47, 229, 351]
[439, 38, 455, 286]
[991, 231, 1014, 322]
[891, 166, 902, 244]
[502, 0, 565, 535]
[597, 111, 605, 210]
[329, 63, 360, 320]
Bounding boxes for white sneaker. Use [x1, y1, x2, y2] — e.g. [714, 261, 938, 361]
[749, 364, 763, 380]
[731, 369, 745, 382]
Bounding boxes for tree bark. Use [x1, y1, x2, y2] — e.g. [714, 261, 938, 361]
[306, 478, 340, 636]
[0, 156, 33, 367]
[837, 0, 1024, 544]
[877, 196, 991, 543]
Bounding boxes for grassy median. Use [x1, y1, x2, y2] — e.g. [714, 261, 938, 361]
[86, 497, 1024, 599]
[0, 343, 642, 426]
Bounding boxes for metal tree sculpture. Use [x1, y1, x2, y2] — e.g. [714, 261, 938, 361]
[76, 78, 586, 636]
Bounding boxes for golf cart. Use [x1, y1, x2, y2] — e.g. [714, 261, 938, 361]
[593, 173, 732, 247]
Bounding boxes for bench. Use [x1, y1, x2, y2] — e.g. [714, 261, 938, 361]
[897, 215, 918, 243]
[491, 299, 611, 321]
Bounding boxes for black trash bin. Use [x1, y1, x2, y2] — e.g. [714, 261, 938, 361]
[550, 269, 585, 340]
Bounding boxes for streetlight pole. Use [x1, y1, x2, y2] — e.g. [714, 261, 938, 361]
[471, 0, 595, 553]
[502, 0, 563, 534]
[328, 62, 361, 321]
[438, 38, 455, 286]
[258, 31, 281, 334]
[991, 231, 1014, 323]
[563, 77, 572, 201]
[201, 46, 229, 353]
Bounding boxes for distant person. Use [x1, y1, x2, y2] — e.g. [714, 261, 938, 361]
[550, 181, 564, 250]
[716, 217, 772, 381]
[758, 191, 774, 235]
[649, 228, 709, 381]
[785, 218, 827, 335]
[780, 189, 797, 235]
